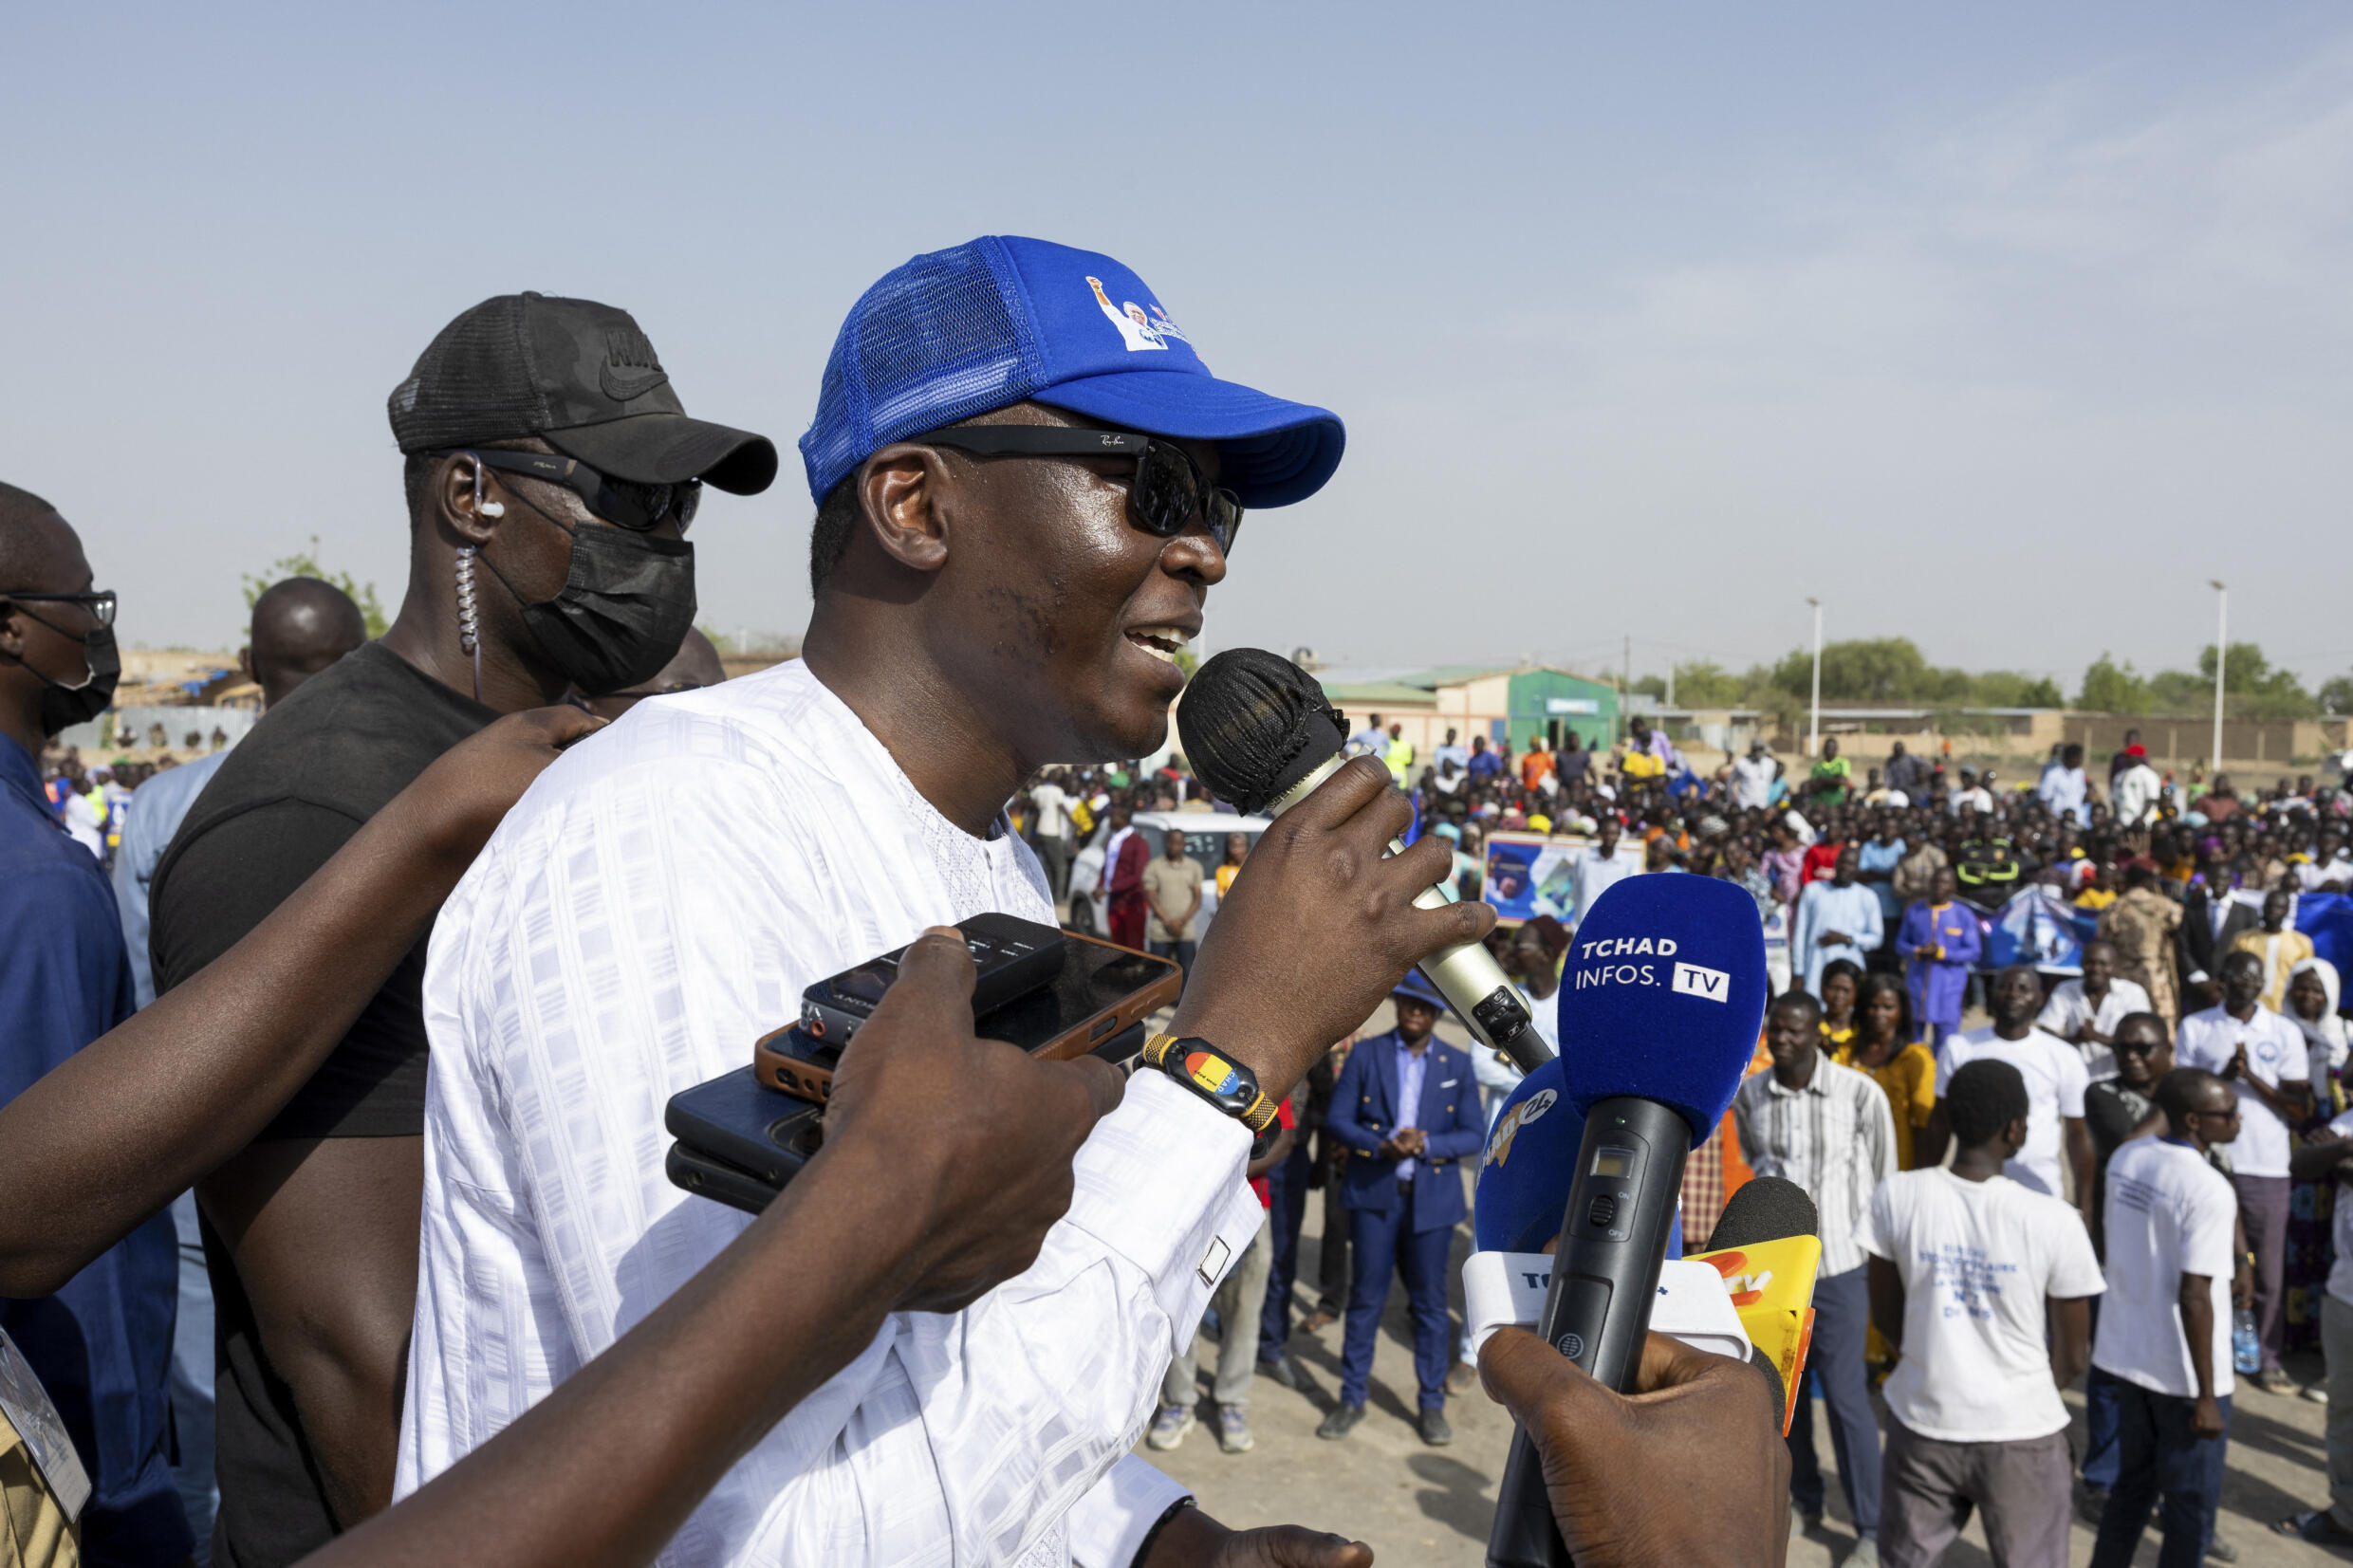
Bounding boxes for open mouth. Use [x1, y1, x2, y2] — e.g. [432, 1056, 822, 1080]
[1124, 625, 1194, 666]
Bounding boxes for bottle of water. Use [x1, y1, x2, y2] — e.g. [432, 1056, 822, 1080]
[2233, 1308, 2261, 1375]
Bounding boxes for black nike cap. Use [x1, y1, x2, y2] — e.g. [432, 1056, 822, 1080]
[387, 292, 778, 495]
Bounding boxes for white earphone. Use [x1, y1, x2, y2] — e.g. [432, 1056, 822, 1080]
[472, 457, 506, 519]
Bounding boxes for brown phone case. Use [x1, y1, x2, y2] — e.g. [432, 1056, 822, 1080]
[752, 930, 1183, 1104]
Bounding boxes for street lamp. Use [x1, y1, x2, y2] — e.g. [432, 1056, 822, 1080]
[1806, 598, 1824, 759]
[2209, 581, 2227, 773]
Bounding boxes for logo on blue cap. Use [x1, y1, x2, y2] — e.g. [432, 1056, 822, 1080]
[799, 236, 1343, 511]
[1087, 276, 1192, 355]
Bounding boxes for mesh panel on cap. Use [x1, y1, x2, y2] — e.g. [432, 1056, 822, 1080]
[800, 240, 1043, 503]
[387, 296, 552, 453]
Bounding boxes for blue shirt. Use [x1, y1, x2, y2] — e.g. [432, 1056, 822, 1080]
[0, 735, 188, 1562]
[1790, 878, 1886, 994]
[1858, 836, 1907, 926]
[1467, 750, 1503, 778]
[110, 749, 227, 1009]
[1396, 1039, 1430, 1180]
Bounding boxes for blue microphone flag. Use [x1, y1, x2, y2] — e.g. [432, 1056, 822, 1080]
[1555, 873, 1767, 1135]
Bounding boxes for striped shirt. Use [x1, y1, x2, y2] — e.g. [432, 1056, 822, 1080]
[1732, 1054, 1898, 1278]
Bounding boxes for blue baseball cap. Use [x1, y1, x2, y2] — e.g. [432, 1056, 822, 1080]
[799, 236, 1344, 510]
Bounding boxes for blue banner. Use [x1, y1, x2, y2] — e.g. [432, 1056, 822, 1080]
[2298, 891, 2353, 979]
[1985, 887, 2097, 974]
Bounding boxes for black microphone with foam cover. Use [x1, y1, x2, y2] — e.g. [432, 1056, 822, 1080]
[1176, 647, 1553, 1073]
[1706, 1172, 1819, 1252]
[1484, 872, 1769, 1568]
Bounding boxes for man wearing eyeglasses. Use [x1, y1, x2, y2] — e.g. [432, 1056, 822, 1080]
[397, 239, 1436, 1567]
[147, 295, 775, 1568]
[1, 480, 195, 1565]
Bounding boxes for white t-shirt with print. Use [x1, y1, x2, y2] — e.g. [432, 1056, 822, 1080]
[2093, 1136, 2237, 1399]
[2175, 1005, 2310, 1178]
[2036, 977, 2155, 1083]
[1936, 1028, 2090, 1199]
[1856, 1169, 2103, 1442]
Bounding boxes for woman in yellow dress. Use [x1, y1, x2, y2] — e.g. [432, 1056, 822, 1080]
[1817, 958, 1864, 1053]
[1834, 971, 1937, 1171]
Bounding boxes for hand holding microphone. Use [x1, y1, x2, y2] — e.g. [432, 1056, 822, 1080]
[1177, 649, 1549, 1076]
[1481, 874, 1769, 1568]
[1479, 1329, 1789, 1568]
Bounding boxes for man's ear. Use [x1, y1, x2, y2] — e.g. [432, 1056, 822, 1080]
[857, 445, 954, 574]
[435, 453, 510, 549]
[238, 645, 253, 682]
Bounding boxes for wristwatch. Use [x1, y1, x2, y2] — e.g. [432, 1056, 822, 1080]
[1141, 1034, 1279, 1134]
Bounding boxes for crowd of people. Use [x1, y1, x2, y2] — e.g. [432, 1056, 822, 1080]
[997, 719, 2353, 1567]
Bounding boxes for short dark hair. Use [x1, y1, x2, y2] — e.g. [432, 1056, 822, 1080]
[0, 481, 61, 583]
[402, 452, 436, 525]
[0, 480, 57, 528]
[1818, 958, 1865, 997]
[809, 470, 861, 597]
[1946, 1059, 2029, 1148]
[2155, 1065, 2226, 1126]
[1770, 990, 1823, 1024]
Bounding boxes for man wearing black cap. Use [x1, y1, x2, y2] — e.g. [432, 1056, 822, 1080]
[150, 292, 772, 1567]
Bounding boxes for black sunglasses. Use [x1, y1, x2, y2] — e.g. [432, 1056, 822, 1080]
[909, 426, 1242, 555]
[0, 590, 117, 629]
[448, 450, 700, 533]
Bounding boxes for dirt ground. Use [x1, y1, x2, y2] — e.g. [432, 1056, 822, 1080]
[1139, 1005, 2344, 1567]
[1143, 1197, 2341, 1567]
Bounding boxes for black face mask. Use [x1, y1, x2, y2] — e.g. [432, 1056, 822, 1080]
[483, 517, 696, 697]
[2, 613, 120, 737]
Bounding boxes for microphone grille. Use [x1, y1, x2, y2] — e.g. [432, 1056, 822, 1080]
[1704, 1175, 1819, 1251]
[1176, 648, 1348, 815]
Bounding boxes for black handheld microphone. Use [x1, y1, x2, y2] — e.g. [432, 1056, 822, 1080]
[1485, 873, 1768, 1568]
[1177, 648, 1553, 1073]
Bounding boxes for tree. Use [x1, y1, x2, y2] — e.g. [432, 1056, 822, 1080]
[1769, 637, 1933, 703]
[1973, 672, 2064, 709]
[2322, 673, 2353, 716]
[1669, 660, 1749, 707]
[242, 536, 389, 638]
[2195, 642, 2315, 719]
[2076, 653, 2149, 713]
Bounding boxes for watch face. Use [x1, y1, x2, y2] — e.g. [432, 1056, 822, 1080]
[1183, 1047, 1240, 1095]
[1180, 1046, 1252, 1110]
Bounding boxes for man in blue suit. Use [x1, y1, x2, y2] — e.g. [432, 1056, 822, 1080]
[1319, 971, 1487, 1445]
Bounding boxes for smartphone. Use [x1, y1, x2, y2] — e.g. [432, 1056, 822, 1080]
[664, 1067, 826, 1189]
[797, 913, 1065, 1049]
[664, 1142, 778, 1217]
[665, 1024, 1156, 1209]
[755, 929, 1181, 1104]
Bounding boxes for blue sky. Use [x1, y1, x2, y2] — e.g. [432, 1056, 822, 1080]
[6, 3, 2348, 692]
